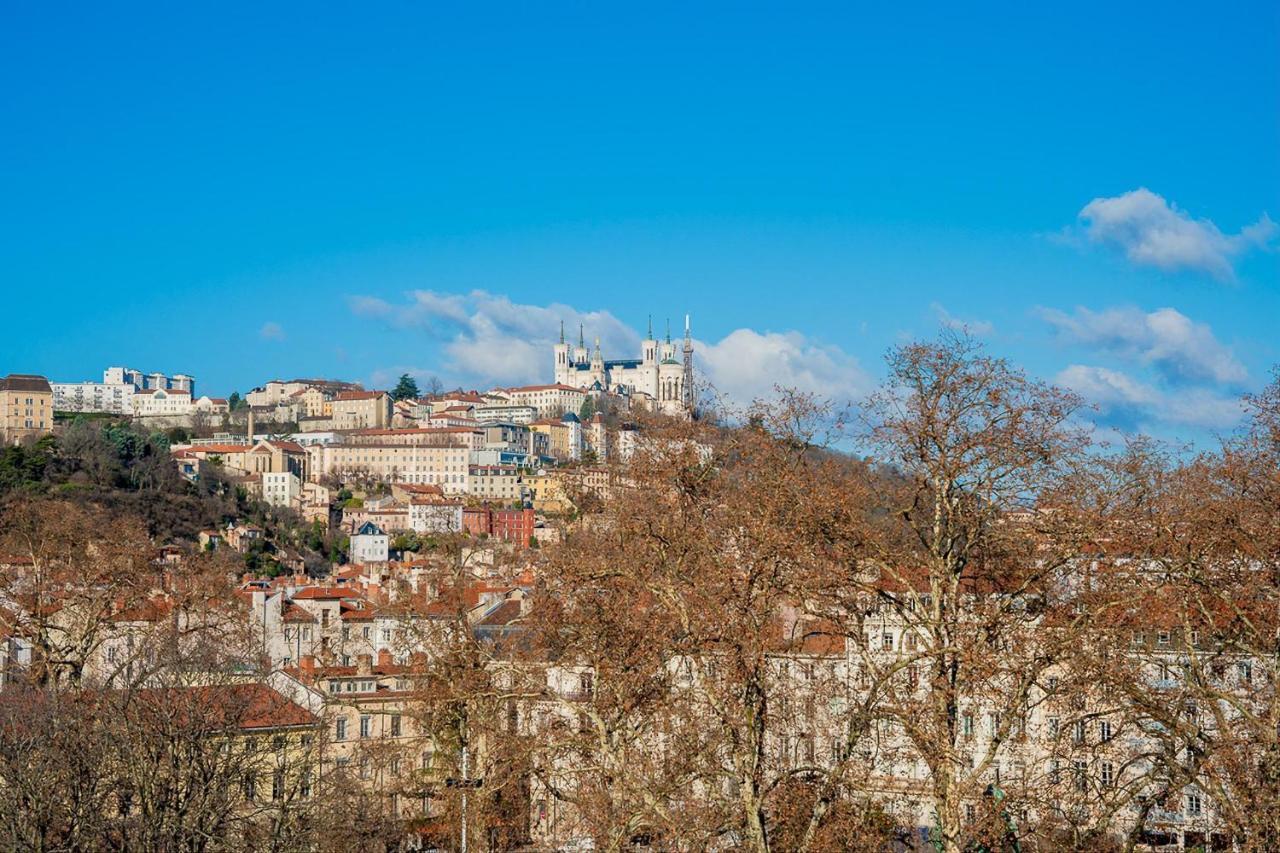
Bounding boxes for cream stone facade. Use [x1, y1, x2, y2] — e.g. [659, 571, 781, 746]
[131, 387, 194, 417]
[0, 374, 53, 444]
[497, 384, 586, 419]
[331, 390, 392, 430]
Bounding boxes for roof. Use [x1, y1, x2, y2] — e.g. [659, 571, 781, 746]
[335, 390, 386, 401]
[477, 599, 523, 627]
[281, 603, 316, 623]
[347, 427, 479, 436]
[264, 440, 308, 454]
[178, 443, 251, 454]
[291, 586, 361, 601]
[396, 483, 445, 495]
[0, 374, 51, 393]
[355, 521, 386, 537]
[505, 383, 585, 393]
[135, 684, 318, 731]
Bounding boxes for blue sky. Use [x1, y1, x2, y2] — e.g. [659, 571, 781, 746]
[2, 2, 1277, 444]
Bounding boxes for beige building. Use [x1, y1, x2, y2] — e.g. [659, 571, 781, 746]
[469, 464, 525, 503]
[131, 387, 194, 417]
[313, 439, 471, 492]
[498, 383, 587, 419]
[331, 390, 393, 430]
[0, 374, 53, 444]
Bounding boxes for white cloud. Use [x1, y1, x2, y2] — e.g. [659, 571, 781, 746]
[696, 328, 873, 406]
[350, 289, 871, 405]
[930, 302, 993, 336]
[1077, 188, 1275, 280]
[1056, 364, 1245, 432]
[259, 321, 286, 341]
[1056, 365, 1160, 407]
[1038, 305, 1246, 386]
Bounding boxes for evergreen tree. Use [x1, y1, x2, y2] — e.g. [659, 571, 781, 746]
[391, 373, 420, 401]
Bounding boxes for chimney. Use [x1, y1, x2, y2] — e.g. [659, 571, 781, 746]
[356, 653, 373, 675]
[299, 654, 316, 674]
[247, 407, 255, 441]
[377, 648, 393, 669]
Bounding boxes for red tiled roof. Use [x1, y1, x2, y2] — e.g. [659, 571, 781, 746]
[335, 390, 386, 401]
[136, 683, 317, 731]
[291, 586, 361, 601]
[281, 603, 316, 623]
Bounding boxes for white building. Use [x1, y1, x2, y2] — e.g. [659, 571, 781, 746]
[474, 403, 538, 425]
[552, 316, 693, 415]
[51, 380, 135, 414]
[499, 384, 587, 419]
[131, 388, 194, 417]
[104, 366, 195, 396]
[408, 500, 464, 534]
[349, 521, 389, 564]
[262, 471, 302, 508]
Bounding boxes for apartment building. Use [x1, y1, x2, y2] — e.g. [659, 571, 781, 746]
[312, 432, 475, 492]
[473, 403, 537, 425]
[499, 383, 587, 419]
[468, 464, 525, 502]
[263, 471, 302, 508]
[131, 387, 194, 417]
[528, 416, 582, 461]
[331, 390, 392, 430]
[0, 373, 53, 444]
[51, 379, 136, 414]
[277, 653, 437, 822]
[104, 366, 195, 395]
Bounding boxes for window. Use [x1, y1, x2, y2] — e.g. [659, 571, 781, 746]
[881, 632, 894, 651]
[1099, 720, 1113, 742]
[1100, 761, 1114, 788]
[391, 715, 402, 737]
[335, 717, 347, 741]
[300, 771, 311, 798]
[1157, 630, 1170, 647]
[363, 626, 371, 640]
[1073, 760, 1088, 792]
[360, 715, 372, 738]
[1187, 793, 1202, 816]
[579, 672, 594, 696]
[1048, 717, 1060, 738]
[962, 713, 974, 739]
[1240, 661, 1254, 685]
[1073, 720, 1086, 744]
[272, 770, 284, 801]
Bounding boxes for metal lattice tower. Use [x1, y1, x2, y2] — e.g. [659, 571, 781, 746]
[682, 314, 695, 415]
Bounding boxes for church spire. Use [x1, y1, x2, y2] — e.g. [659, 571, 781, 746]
[665, 318, 671, 344]
[578, 323, 585, 349]
[647, 314, 653, 339]
[559, 319, 565, 344]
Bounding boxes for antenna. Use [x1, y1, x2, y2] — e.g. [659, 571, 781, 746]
[682, 314, 695, 415]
